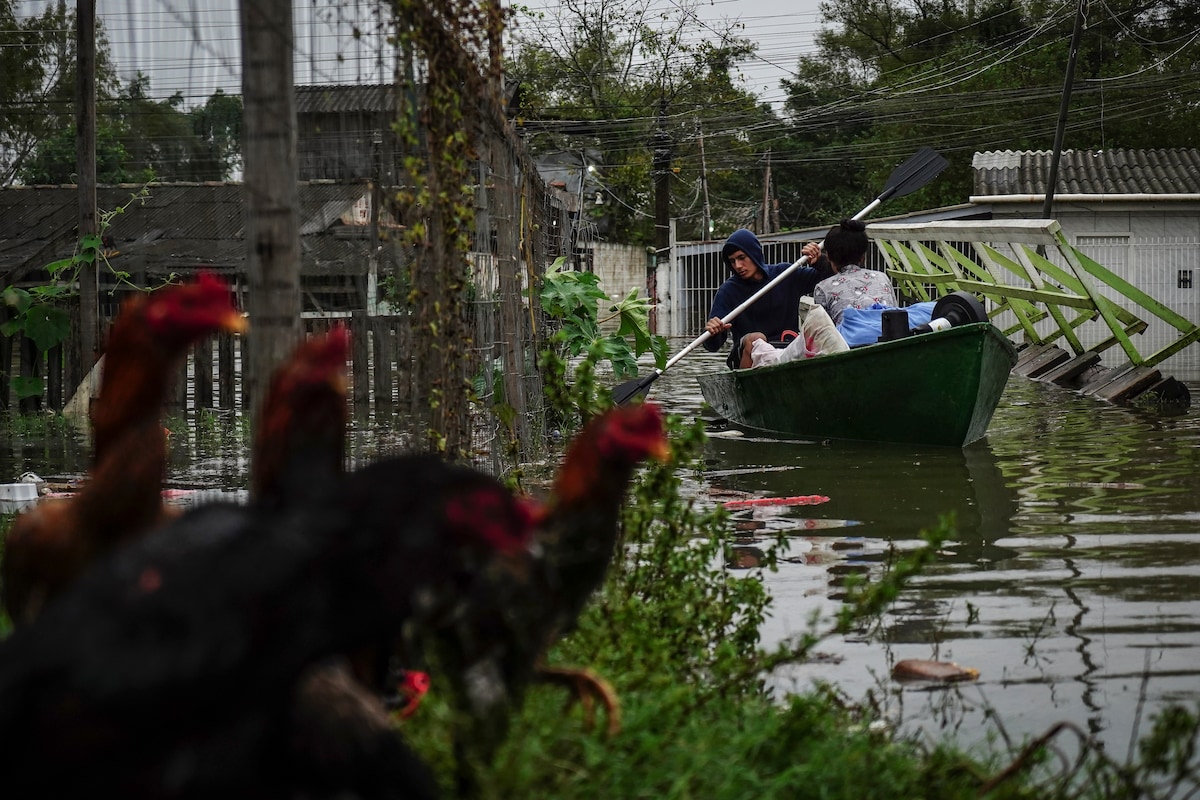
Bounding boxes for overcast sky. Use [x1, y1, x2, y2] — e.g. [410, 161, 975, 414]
[16, 0, 828, 109]
[683, 0, 827, 105]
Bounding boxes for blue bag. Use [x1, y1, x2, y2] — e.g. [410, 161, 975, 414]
[836, 302, 936, 347]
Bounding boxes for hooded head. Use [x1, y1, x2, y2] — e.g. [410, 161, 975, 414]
[721, 229, 767, 280]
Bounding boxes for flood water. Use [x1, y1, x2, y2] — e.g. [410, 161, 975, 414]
[650, 349, 1200, 761]
[3, 350, 1199, 765]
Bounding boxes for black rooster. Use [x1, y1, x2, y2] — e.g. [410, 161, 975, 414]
[427, 403, 670, 778]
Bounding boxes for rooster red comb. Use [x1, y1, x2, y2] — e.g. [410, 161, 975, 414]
[142, 271, 246, 342]
[291, 326, 350, 381]
[592, 403, 670, 463]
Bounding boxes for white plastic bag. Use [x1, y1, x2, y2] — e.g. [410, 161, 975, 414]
[774, 305, 848, 364]
[749, 338, 782, 368]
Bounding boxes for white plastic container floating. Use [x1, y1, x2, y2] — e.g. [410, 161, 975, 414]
[0, 482, 39, 514]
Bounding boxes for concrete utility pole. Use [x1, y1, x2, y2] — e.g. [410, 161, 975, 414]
[698, 127, 711, 240]
[761, 149, 773, 234]
[651, 98, 672, 334]
[240, 0, 302, 427]
[1042, 0, 1087, 220]
[76, 0, 98, 384]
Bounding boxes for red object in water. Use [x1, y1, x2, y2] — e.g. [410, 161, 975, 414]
[722, 495, 830, 510]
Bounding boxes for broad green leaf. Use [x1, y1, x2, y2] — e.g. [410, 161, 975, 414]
[609, 289, 669, 368]
[30, 285, 71, 300]
[598, 333, 640, 378]
[23, 305, 72, 353]
[44, 257, 77, 276]
[3, 286, 31, 314]
[12, 376, 44, 399]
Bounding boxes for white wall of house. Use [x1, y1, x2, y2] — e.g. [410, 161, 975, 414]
[590, 242, 652, 331]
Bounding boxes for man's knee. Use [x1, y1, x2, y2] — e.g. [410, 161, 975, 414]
[739, 333, 766, 369]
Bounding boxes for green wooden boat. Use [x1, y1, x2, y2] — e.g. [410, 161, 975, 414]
[696, 322, 1018, 447]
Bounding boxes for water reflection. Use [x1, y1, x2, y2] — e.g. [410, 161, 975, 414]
[653, 350, 1200, 755]
[2, 349, 1199, 758]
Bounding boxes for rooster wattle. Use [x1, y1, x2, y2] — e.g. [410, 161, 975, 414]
[0, 272, 245, 625]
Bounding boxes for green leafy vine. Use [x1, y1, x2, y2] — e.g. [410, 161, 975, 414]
[1, 186, 156, 399]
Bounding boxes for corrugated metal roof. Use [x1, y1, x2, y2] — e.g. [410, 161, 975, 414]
[295, 84, 397, 114]
[972, 148, 1200, 195]
[0, 181, 375, 281]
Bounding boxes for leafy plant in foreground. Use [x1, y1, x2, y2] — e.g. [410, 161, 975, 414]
[540, 256, 667, 379]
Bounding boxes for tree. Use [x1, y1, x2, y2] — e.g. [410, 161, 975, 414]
[188, 89, 243, 180]
[506, 0, 777, 243]
[18, 73, 244, 185]
[0, 0, 119, 185]
[782, 0, 1200, 210]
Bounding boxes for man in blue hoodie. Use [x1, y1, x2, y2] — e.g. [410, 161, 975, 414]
[703, 229, 829, 369]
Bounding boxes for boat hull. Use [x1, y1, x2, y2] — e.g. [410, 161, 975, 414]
[696, 323, 1018, 447]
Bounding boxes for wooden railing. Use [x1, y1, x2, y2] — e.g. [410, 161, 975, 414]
[870, 219, 1200, 369]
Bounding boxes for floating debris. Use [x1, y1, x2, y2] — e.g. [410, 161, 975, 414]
[892, 659, 979, 683]
[722, 494, 831, 510]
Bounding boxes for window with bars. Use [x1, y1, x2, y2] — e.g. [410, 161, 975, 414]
[1180, 269, 1194, 290]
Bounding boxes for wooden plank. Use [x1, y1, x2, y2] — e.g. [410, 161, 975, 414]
[1040, 352, 1101, 386]
[1136, 377, 1192, 412]
[868, 219, 1064, 247]
[1080, 364, 1137, 397]
[0, 318, 12, 410]
[47, 343, 63, 410]
[18, 336, 40, 414]
[371, 316, 393, 409]
[1019, 347, 1072, 379]
[351, 310, 370, 408]
[1013, 344, 1055, 373]
[194, 340, 213, 409]
[165, 357, 186, 415]
[1094, 367, 1162, 404]
[240, 334, 252, 413]
[218, 332, 235, 409]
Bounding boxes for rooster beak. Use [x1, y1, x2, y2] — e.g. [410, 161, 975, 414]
[222, 311, 250, 334]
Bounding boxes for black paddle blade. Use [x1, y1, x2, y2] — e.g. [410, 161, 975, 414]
[612, 371, 659, 406]
[878, 146, 948, 202]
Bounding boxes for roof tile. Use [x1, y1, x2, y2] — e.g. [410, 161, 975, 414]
[972, 148, 1200, 195]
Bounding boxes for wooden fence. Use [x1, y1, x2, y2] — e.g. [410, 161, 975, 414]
[0, 312, 424, 418]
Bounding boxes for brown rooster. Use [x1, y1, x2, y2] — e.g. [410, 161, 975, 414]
[249, 324, 349, 510]
[427, 403, 669, 779]
[0, 272, 245, 624]
[246, 325, 441, 795]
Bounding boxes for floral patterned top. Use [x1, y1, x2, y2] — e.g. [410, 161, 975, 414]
[812, 265, 898, 325]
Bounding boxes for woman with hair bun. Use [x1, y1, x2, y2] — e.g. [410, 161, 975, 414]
[813, 219, 897, 325]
